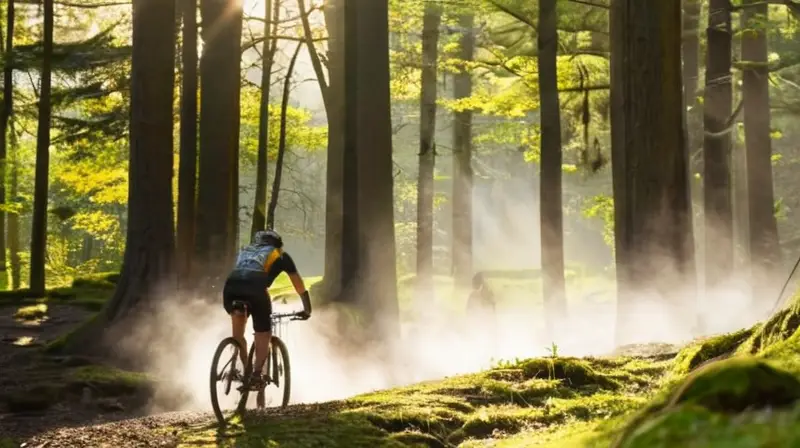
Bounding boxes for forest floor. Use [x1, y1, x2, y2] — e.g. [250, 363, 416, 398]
[1, 275, 800, 447]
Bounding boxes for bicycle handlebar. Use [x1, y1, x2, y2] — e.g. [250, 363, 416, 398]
[271, 311, 306, 321]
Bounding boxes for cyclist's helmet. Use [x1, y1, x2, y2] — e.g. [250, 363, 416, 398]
[254, 229, 283, 248]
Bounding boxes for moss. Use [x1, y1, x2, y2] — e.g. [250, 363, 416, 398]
[673, 328, 754, 374]
[13, 303, 48, 320]
[516, 357, 622, 390]
[667, 357, 800, 413]
[68, 364, 153, 396]
[71, 272, 120, 288]
[740, 292, 800, 355]
[388, 431, 446, 448]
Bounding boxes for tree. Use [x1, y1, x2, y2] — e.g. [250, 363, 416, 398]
[195, 0, 243, 285]
[338, 0, 399, 342]
[67, 0, 176, 351]
[177, 0, 198, 284]
[266, 42, 302, 229]
[7, 119, 19, 289]
[703, 0, 734, 292]
[538, 0, 567, 338]
[452, 12, 475, 289]
[415, 2, 441, 296]
[0, 0, 14, 285]
[322, 0, 345, 301]
[251, 0, 280, 235]
[30, 0, 54, 294]
[683, 0, 701, 162]
[741, 0, 781, 304]
[610, 0, 696, 344]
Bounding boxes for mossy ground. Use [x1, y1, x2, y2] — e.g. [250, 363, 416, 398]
[9, 273, 800, 447]
[176, 355, 669, 447]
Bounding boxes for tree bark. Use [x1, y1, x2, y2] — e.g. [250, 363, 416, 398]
[415, 3, 441, 296]
[340, 0, 399, 342]
[8, 118, 19, 290]
[251, 0, 280, 236]
[538, 0, 567, 339]
[451, 13, 474, 290]
[196, 0, 243, 286]
[266, 42, 302, 230]
[0, 0, 13, 286]
[703, 0, 734, 291]
[741, 1, 781, 305]
[322, 0, 345, 301]
[29, 0, 54, 295]
[67, 0, 176, 353]
[610, 0, 696, 345]
[177, 0, 198, 285]
[682, 0, 700, 154]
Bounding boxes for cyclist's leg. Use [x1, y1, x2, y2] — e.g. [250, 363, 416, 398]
[223, 278, 249, 366]
[249, 287, 273, 375]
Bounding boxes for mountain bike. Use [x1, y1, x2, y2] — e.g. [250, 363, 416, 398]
[209, 303, 303, 424]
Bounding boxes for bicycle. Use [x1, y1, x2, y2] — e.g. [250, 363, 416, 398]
[209, 301, 304, 424]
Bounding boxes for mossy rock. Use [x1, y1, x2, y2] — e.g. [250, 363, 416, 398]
[71, 272, 120, 289]
[67, 365, 153, 396]
[517, 357, 621, 390]
[673, 328, 754, 374]
[615, 404, 717, 448]
[668, 357, 800, 413]
[741, 300, 800, 354]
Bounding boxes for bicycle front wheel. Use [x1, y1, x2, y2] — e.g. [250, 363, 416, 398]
[209, 337, 249, 424]
[270, 335, 292, 408]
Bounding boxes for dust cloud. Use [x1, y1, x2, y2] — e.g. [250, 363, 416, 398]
[111, 176, 777, 414]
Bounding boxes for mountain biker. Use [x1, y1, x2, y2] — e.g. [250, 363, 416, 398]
[223, 229, 312, 387]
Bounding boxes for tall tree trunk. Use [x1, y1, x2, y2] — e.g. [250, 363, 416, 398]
[741, 1, 780, 306]
[322, 0, 345, 301]
[451, 13, 474, 290]
[538, 0, 567, 339]
[67, 0, 176, 353]
[8, 118, 19, 290]
[703, 0, 734, 292]
[732, 72, 749, 272]
[323, 0, 347, 301]
[29, 0, 54, 295]
[415, 4, 441, 296]
[340, 0, 399, 342]
[266, 42, 302, 230]
[610, 0, 696, 345]
[0, 0, 13, 287]
[177, 0, 198, 285]
[251, 0, 280, 236]
[196, 0, 243, 285]
[682, 0, 700, 156]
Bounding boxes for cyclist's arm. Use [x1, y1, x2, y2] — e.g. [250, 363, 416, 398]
[279, 252, 311, 314]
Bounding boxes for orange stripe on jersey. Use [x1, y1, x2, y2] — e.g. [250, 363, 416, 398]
[263, 247, 283, 272]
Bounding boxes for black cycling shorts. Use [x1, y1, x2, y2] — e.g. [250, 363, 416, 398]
[222, 270, 273, 332]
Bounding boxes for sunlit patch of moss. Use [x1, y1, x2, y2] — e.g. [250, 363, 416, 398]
[667, 358, 800, 413]
[739, 292, 800, 355]
[673, 328, 754, 374]
[13, 303, 48, 321]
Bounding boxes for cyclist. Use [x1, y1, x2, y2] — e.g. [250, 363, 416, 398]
[222, 229, 312, 387]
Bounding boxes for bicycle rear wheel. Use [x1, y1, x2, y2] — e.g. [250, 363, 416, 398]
[209, 337, 249, 424]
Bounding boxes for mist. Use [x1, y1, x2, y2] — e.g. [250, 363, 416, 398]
[109, 168, 778, 414]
